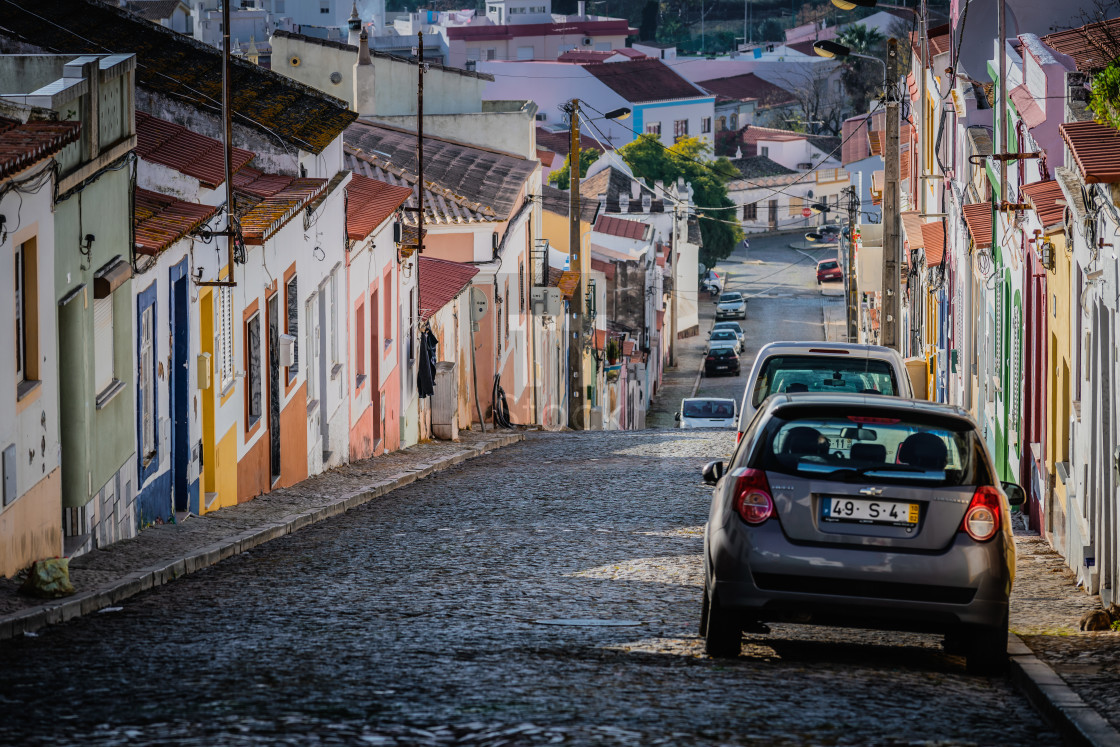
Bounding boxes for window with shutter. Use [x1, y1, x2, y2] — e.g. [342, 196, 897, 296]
[329, 268, 339, 365]
[286, 275, 298, 382]
[94, 295, 115, 393]
[140, 305, 156, 459]
[246, 313, 262, 427]
[218, 287, 235, 390]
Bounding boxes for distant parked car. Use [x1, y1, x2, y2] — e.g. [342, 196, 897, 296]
[706, 329, 743, 355]
[676, 397, 737, 428]
[711, 321, 746, 343]
[716, 291, 747, 320]
[700, 392, 1025, 674]
[816, 258, 842, 284]
[704, 347, 741, 377]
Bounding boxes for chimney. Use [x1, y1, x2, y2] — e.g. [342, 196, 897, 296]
[348, 1, 362, 47]
[619, 193, 630, 212]
[641, 193, 651, 213]
[64, 57, 100, 160]
[353, 28, 375, 115]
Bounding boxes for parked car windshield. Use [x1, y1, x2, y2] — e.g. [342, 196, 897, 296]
[683, 400, 736, 418]
[710, 330, 738, 341]
[751, 355, 899, 406]
[753, 413, 990, 487]
[719, 293, 742, 303]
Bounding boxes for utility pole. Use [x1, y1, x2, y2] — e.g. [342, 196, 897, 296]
[918, 0, 927, 216]
[882, 37, 901, 352]
[567, 100, 589, 430]
[669, 202, 679, 367]
[845, 184, 859, 342]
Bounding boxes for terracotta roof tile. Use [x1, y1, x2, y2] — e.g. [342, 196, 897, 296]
[136, 112, 254, 188]
[447, 19, 637, 42]
[2, 0, 356, 154]
[583, 58, 707, 104]
[542, 184, 600, 224]
[901, 211, 926, 250]
[1009, 84, 1046, 130]
[1060, 120, 1120, 183]
[0, 116, 82, 180]
[920, 219, 945, 266]
[133, 187, 219, 255]
[1042, 17, 1120, 73]
[1020, 180, 1065, 232]
[590, 256, 616, 280]
[346, 174, 412, 241]
[535, 127, 605, 158]
[232, 166, 301, 198]
[698, 73, 796, 107]
[594, 214, 650, 240]
[842, 114, 871, 165]
[418, 257, 479, 321]
[961, 202, 992, 249]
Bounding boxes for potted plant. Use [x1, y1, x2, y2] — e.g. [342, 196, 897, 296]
[606, 337, 621, 365]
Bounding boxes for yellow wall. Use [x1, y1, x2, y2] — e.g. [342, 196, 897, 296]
[1046, 235, 1072, 520]
[0, 469, 61, 578]
[542, 207, 590, 256]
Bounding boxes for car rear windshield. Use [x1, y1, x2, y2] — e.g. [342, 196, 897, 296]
[751, 355, 899, 406]
[719, 293, 742, 303]
[683, 400, 735, 418]
[752, 413, 991, 486]
[819, 261, 838, 270]
[709, 348, 736, 359]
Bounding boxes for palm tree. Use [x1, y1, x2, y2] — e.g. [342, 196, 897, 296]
[837, 24, 886, 114]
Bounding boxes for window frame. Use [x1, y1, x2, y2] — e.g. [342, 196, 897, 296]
[14, 243, 26, 385]
[285, 274, 299, 384]
[245, 312, 263, 429]
[93, 294, 116, 395]
[139, 302, 157, 462]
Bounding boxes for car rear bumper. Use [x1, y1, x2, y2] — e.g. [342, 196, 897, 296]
[709, 519, 1012, 630]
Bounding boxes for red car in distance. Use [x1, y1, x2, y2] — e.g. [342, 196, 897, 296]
[816, 258, 842, 284]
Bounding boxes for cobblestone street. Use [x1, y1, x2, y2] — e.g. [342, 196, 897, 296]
[0, 429, 1057, 746]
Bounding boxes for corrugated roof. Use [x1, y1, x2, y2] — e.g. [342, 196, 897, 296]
[1020, 180, 1066, 232]
[346, 174, 413, 241]
[419, 256, 479, 321]
[594, 214, 650, 241]
[1060, 120, 1120, 183]
[920, 219, 945, 267]
[133, 187, 218, 255]
[1041, 17, 1120, 73]
[0, 115, 82, 180]
[2, 0, 355, 154]
[901, 211, 926, 250]
[583, 58, 707, 104]
[136, 111, 254, 188]
[346, 120, 534, 223]
[961, 202, 992, 249]
[237, 178, 327, 244]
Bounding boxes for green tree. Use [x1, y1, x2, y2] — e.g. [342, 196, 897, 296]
[548, 148, 600, 191]
[618, 135, 743, 267]
[837, 23, 886, 114]
[638, 0, 658, 41]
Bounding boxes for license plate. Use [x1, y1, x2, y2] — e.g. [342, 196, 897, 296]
[822, 497, 919, 526]
[715, 364, 728, 370]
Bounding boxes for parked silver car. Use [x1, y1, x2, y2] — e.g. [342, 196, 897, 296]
[715, 292, 747, 320]
[701, 393, 1024, 674]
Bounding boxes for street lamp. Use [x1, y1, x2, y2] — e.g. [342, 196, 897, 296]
[812, 40, 887, 85]
[830, 0, 917, 14]
[806, 232, 823, 242]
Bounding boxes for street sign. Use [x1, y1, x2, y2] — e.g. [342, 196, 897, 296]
[801, 207, 813, 218]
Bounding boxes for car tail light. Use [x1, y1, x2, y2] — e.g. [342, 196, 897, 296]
[736, 431, 743, 444]
[730, 468, 773, 524]
[960, 485, 1001, 541]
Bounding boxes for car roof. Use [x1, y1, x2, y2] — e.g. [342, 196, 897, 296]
[761, 392, 975, 426]
[682, 397, 736, 405]
[754, 340, 902, 359]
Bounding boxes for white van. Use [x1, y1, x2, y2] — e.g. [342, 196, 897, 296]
[735, 341, 914, 441]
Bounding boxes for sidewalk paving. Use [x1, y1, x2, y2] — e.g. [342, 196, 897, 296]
[0, 428, 524, 641]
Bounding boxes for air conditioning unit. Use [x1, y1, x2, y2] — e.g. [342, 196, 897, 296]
[535, 112, 547, 121]
[582, 36, 593, 46]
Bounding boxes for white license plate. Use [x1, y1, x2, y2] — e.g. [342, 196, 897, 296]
[822, 497, 919, 526]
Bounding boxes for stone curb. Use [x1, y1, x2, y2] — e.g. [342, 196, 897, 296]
[1008, 633, 1120, 746]
[0, 433, 523, 642]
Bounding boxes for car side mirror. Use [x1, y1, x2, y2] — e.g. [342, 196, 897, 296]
[702, 460, 725, 485]
[674, 411, 681, 421]
[1001, 481, 1026, 507]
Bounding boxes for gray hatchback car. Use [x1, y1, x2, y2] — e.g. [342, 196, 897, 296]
[701, 393, 1024, 674]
